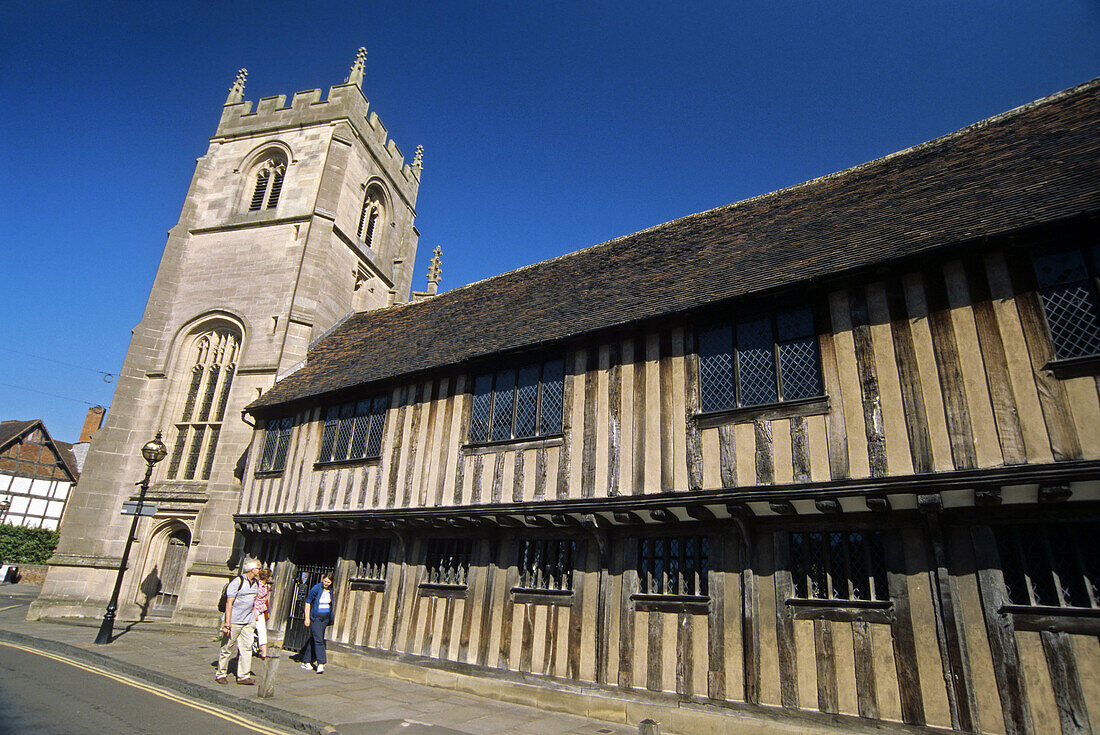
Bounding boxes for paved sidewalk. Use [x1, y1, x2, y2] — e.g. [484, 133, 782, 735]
[0, 584, 634, 735]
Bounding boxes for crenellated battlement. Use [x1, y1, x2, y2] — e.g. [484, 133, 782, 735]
[216, 81, 420, 187]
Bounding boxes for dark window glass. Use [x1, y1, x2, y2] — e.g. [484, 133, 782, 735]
[514, 365, 540, 439]
[518, 539, 576, 591]
[425, 538, 472, 586]
[789, 529, 888, 602]
[539, 359, 565, 435]
[469, 374, 493, 443]
[316, 396, 388, 464]
[993, 523, 1098, 609]
[469, 358, 566, 443]
[638, 535, 709, 596]
[353, 537, 391, 581]
[1032, 247, 1100, 360]
[490, 369, 517, 441]
[699, 306, 822, 412]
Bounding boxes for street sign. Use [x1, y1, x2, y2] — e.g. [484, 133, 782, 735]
[120, 501, 157, 517]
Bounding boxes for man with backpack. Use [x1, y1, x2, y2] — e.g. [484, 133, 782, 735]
[215, 560, 260, 685]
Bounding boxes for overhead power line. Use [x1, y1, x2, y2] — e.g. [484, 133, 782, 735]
[0, 346, 115, 383]
[0, 381, 109, 407]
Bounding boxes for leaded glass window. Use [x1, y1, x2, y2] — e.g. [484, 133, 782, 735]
[789, 529, 888, 602]
[467, 358, 566, 443]
[699, 305, 822, 412]
[316, 396, 389, 464]
[994, 522, 1098, 609]
[517, 539, 576, 591]
[258, 416, 293, 474]
[1032, 246, 1100, 360]
[425, 538, 472, 586]
[638, 535, 709, 596]
[167, 327, 240, 481]
[353, 537, 391, 581]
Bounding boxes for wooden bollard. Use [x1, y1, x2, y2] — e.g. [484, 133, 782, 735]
[257, 652, 279, 698]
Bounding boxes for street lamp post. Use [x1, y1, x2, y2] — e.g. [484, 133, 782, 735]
[94, 432, 167, 645]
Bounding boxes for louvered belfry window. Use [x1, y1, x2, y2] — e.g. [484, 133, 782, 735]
[468, 358, 565, 444]
[357, 188, 384, 248]
[167, 328, 240, 481]
[699, 305, 823, 412]
[247, 158, 286, 211]
[1032, 245, 1100, 360]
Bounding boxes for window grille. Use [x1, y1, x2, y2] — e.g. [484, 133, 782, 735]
[247, 158, 286, 212]
[353, 537, 391, 581]
[638, 535, 709, 596]
[316, 396, 388, 464]
[258, 416, 293, 473]
[357, 188, 384, 248]
[789, 530, 889, 602]
[699, 306, 823, 412]
[1032, 246, 1100, 360]
[517, 539, 576, 591]
[467, 358, 566, 443]
[994, 522, 1098, 609]
[167, 328, 240, 481]
[425, 538, 472, 586]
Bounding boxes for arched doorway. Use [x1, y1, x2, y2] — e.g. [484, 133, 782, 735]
[149, 527, 191, 617]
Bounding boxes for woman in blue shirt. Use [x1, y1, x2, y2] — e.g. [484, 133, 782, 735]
[300, 573, 335, 673]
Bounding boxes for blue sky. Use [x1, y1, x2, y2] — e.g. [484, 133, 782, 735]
[2, 2, 1098, 443]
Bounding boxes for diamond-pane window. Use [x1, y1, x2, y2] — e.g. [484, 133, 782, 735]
[469, 358, 566, 443]
[638, 535, 709, 597]
[699, 305, 822, 412]
[1032, 247, 1100, 360]
[994, 522, 1099, 609]
[789, 529, 887, 602]
[315, 395, 388, 464]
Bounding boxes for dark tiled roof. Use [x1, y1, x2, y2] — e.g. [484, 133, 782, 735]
[0, 419, 80, 481]
[250, 79, 1100, 413]
[0, 420, 36, 449]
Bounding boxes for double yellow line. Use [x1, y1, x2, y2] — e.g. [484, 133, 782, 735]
[0, 641, 295, 735]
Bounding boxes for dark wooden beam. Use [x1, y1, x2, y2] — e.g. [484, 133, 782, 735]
[865, 495, 890, 512]
[769, 500, 796, 516]
[917, 493, 943, 515]
[726, 502, 754, 519]
[550, 514, 581, 527]
[686, 504, 716, 521]
[1039, 483, 1072, 503]
[613, 510, 645, 525]
[814, 498, 842, 515]
[496, 515, 525, 528]
[524, 515, 553, 528]
[974, 489, 1002, 506]
[649, 508, 679, 523]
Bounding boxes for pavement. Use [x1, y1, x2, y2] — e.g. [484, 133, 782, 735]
[0, 584, 636, 735]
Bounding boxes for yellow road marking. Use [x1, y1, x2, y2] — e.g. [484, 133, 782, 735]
[0, 604, 23, 612]
[0, 641, 293, 735]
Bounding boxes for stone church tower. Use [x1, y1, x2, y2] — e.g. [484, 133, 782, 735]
[31, 50, 422, 624]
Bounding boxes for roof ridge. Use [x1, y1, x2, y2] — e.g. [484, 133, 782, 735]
[355, 77, 1100, 318]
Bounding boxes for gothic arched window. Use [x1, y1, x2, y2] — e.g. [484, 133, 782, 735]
[357, 186, 386, 249]
[247, 155, 286, 212]
[166, 326, 241, 481]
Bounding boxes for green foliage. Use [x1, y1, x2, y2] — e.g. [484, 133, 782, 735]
[0, 524, 60, 564]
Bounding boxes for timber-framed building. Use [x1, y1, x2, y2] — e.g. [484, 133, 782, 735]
[239, 78, 1100, 735]
[38, 53, 1100, 733]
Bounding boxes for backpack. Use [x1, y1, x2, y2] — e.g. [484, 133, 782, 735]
[217, 575, 244, 614]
